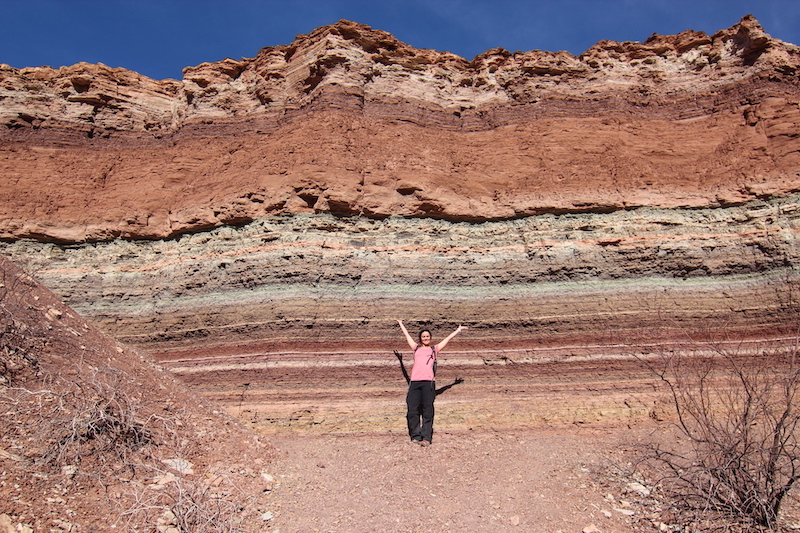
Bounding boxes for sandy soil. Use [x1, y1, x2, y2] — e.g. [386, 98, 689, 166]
[262, 426, 650, 533]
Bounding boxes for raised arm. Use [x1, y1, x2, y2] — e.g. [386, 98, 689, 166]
[437, 325, 468, 351]
[396, 319, 417, 350]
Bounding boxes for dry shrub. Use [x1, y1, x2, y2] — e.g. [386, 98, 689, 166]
[121, 469, 246, 533]
[35, 367, 153, 468]
[638, 335, 800, 530]
[1, 367, 250, 532]
[0, 352, 251, 532]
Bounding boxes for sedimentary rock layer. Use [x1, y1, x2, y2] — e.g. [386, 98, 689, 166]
[1, 16, 800, 242]
[5, 195, 799, 354]
[3, 17, 800, 430]
[6, 198, 800, 430]
[7, 198, 799, 430]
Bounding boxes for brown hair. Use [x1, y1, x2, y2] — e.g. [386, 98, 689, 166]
[417, 329, 432, 343]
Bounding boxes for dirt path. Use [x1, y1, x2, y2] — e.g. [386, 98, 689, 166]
[263, 426, 645, 533]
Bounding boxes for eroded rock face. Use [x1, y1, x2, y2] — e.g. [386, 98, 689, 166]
[5, 197, 800, 431]
[3, 17, 800, 431]
[5, 196, 799, 354]
[1, 16, 799, 242]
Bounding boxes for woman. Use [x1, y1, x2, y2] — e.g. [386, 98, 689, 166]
[396, 319, 467, 446]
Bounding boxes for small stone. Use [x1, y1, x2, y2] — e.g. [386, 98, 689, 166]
[626, 481, 651, 497]
[159, 510, 177, 525]
[261, 511, 274, 521]
[161, 458, 194, 475]
[509, 515, 520, 526]
[152, 473, 177, 486]
[0, 515, 14, 532]
[583, 524, 601, 533]
[52, 519, 74, 531]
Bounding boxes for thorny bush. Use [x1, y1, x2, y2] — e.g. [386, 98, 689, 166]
[639, 334, 800, 530]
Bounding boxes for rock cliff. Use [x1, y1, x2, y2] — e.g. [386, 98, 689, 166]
[1, 16, 799, 242]
[3, 16, 800, 431]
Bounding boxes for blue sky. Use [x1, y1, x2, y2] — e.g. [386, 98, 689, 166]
[4, 0, 799, 80]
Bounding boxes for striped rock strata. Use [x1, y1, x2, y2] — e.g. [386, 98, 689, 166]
[2, 17, 800, 432]
[5, 197, 800, 432]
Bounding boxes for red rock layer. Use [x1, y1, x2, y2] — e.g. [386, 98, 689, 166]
[1, 16, 799, 242]
[3, 17, 800, 433]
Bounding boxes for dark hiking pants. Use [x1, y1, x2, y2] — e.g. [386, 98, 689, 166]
[406, 380, 435, 442]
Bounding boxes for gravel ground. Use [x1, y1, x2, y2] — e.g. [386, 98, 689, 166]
[263, 426, 646, 533]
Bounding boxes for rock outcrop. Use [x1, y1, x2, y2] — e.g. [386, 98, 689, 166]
[3, 16, 800, 431]
[1, 16, 799, 242]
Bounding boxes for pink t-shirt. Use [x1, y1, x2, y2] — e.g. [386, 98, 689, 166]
[409, 345, 438, 381]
